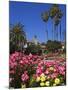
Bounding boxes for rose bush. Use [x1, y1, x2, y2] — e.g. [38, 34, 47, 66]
[9, 52, 66, 88]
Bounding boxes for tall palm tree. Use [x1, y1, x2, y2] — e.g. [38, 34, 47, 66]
[50, 4, 63, 41]
[62, 29, 66, 42]
[58, 10, 63, 42]
[10, 23, 26, 52]
[55, 10, 63, 41]
[54, 16, 60, 41]
[49, 4, 59, 41]
[41, 11, 49, 42]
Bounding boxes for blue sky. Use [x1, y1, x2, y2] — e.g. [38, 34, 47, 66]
[9, 1, 66, 43]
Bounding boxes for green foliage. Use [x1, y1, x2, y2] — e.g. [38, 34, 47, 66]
[10, 23, 26, 54]
[25, 44, 42, 55]
[46, 40, 62, 52]
[41, 11, 49, 22]
[49, 4, 63, 41]
[29, 76, 36, 87]
[49, 4, 59, 19]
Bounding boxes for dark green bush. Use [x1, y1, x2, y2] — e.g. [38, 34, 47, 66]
[46, 40, 62, 52]
[25, 44, 42, 55]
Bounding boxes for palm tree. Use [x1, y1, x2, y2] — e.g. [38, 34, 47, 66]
[58, 10, 63, 42]
[41, 11, 49, 42]
[49, 4, 59, 41]
[50, 4, 63, 41]
[62, 29, 66, 42]
[54, 16, 60, 41]
[10, 23, 26, 52]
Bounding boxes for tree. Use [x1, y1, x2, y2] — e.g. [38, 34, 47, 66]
[49, 4, 63, 41]
[58, 10, 63, 42]
[49, 4, 59, 41]
[25, 43, 42, 55]
[46, 40, 62, 52]
[10, 23, 26, 53]
[41, 11, 49, 42]
[54, 15, 60, 41]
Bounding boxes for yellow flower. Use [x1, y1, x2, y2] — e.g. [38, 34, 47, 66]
[40, 76, 46, 82]
[21, 84, 26, 88]
[40, 73, 46, 82]
[49, 67, 54, 71]
[53, 83, 56, 86]
[36, 77, 40, 82]
[54, 78, 60, 85]
[45, 81, 50, 86]
[40, 82, 45, 86]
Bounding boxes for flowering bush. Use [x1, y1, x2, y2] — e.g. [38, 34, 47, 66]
[9, 52, 66, 88]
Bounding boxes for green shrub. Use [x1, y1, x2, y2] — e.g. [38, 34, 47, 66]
[25, 44, 42, 55]
[46, 40, 62, 52]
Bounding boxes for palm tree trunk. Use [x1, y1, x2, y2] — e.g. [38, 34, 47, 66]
[56, 26, 58, 41]
[58, 25, 59, 41]
[52, 20, 54, 41]
[45, 22, 48, 42]
[54, 24, 56, 41]
[60, 22, 61, 42]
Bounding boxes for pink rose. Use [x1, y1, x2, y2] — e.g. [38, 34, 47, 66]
[21, 71, 29, 82]
[45, 69, 49, 74]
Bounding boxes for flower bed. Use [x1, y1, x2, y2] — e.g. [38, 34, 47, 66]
[9, 52, 66, 88]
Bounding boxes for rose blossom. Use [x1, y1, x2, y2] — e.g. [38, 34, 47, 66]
[45, 69, 49, 74]
[21, 71, 29, 82]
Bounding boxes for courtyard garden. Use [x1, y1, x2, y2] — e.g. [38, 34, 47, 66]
[9, 2, 66, 89]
